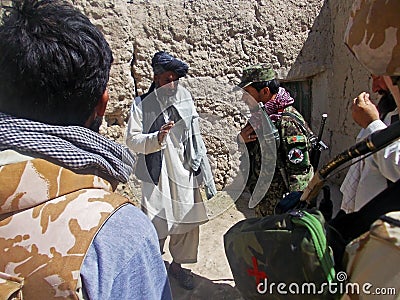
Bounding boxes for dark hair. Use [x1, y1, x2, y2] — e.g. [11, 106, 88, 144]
[0, 0, 113, 126]
[391, 76, 400, 86]
[378, 91, 397, 120]
[250, 79, 280, 94]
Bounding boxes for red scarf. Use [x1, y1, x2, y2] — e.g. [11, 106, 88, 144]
[249, 87, 295, 128]
[265, 87, 295, 120]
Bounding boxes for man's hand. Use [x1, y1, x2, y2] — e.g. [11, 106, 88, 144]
[351, 92, 379, 128]
[158, 121, 174, 145]
[239, 123, 257, 143]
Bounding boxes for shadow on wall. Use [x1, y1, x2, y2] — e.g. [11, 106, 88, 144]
[287, 0, 366, 186]
[283, 0, 332, 127]
[285, 0, 332, 82]
[284, 0, 336, 176]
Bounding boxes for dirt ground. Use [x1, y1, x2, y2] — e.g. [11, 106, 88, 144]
[162, 191, 253, 300]
[162, 185, 342, 299]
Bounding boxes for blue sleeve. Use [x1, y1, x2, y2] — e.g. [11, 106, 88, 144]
[80, 204, 172, 300]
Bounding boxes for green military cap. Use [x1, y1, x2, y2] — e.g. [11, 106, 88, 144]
[237, 63, 276, 89]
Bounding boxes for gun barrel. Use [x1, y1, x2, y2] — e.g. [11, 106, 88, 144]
[311, 114, 328, 170]
[317, 114, 328, 141]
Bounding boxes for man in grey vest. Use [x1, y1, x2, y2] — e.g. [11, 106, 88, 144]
[126, 51, 216, 290]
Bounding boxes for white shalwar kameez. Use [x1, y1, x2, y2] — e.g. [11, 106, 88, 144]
[125, 85, 210, 245]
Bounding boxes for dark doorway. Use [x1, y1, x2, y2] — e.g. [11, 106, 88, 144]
[280, 80, 312, 124]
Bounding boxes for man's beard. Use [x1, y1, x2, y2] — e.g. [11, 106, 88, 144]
[157, 85, 178, 98]
[377, 90, 397, 120]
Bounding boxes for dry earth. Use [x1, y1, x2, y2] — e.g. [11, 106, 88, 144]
[162, 191, 254, 300]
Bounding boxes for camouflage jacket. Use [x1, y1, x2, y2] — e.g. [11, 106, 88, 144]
[342, 211, 400, 300]
[246, 106, 314, 193]
[276, 106, 314, 190]
[0, 158, 130, 299]
[244, 105, 314, 216]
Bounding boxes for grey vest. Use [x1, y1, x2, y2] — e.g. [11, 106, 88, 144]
[135, 85, 181, 184]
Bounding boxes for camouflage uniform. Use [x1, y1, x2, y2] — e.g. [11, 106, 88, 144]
[247, 106, 314, 217]
[226, 1, 400, 298]
[344, 0, 400, 76]
[342, 211, 400, 300]
[341, 0, 400, 297]
[238, 64, 314, 217]
[0, 158, 130, 299]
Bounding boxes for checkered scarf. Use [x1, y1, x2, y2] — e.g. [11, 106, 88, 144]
[265, 87, 295, 121]
[0, 112, 135, 183]
[249, 87, 295, 128]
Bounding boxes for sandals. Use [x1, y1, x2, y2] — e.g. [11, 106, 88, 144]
[168, 262, 194, 290]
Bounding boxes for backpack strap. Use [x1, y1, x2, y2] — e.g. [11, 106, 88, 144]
[273, 108, 315, 194]
[291, 210, 336, 283]
[379, 214, 400, 227]
[281, 110, 317, 146]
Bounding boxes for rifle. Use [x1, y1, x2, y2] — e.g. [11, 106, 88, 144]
[310, 113, 328, 170]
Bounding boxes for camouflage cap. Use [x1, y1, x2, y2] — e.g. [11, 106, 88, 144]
[344, 0, 400, 76]
[237, 64, 276, 89]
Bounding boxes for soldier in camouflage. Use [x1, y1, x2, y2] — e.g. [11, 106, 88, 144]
[224, 2, 400, 298]
[238, 64, 314, 216]
[340, 0, 400, 296]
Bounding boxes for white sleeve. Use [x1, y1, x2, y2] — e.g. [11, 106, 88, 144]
[124, 97, 162, 154]
[373, 140, 400, 183]
[363, 119, 387, 135]
[367, 120, 400, 183]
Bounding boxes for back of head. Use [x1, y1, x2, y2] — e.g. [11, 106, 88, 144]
[0, 0, 113, 126]
[344, 0, 400, 76]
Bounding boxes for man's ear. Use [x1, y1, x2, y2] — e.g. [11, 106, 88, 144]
[261, 86, 270, 95]
[84, 90, 109, 129]
[260, 86, 271, 101]
[95, 89, 109, 117]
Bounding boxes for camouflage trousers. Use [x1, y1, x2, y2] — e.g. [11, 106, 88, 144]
[251, 171, 314, 217]
[243, 141, 288, 217]
[251, 173, 287, 217]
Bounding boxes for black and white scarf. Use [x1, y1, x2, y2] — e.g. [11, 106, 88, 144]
[0, 112, 135, 183]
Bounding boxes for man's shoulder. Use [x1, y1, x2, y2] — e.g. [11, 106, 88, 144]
[83, 202, 158, 273]
[101, 202, 152, 236]
[276, 107, 300, 127]
[278, 106, 311, 133]
[176, 84, 192, 98]
[282, 106, 306, 121]
[81, 203, 171, 299]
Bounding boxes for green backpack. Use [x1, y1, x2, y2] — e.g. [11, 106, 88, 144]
[224, 209, 338, 299]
